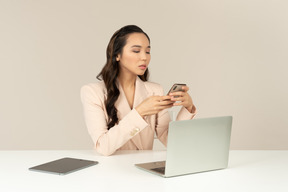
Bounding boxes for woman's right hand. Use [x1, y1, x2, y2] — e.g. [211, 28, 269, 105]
[135, 95, 174, 118]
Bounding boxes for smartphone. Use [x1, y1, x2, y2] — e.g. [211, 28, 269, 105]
[167, 83, 186, 98]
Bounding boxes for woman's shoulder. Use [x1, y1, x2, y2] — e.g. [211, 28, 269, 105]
[81, 81, 107, 98]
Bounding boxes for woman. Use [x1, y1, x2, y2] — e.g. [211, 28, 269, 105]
[81, 25, 196, 156]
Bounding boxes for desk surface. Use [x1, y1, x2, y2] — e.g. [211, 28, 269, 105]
[0, 150, 287, 192]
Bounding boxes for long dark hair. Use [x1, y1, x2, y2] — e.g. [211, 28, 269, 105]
[97, 25, 150, 130]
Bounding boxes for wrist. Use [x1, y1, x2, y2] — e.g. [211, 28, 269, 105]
[135, 106, 145, 118]
[186, 105, 196, 113]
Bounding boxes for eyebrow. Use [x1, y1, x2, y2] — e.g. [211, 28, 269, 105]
[131, 45, 151, 48]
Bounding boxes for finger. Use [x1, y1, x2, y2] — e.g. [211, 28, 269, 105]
[158, 104, 174, 110]
[156, 98, 174, 106]
[171, 97, 185, 103]
[154, 95, 171, 102]
[159, 100, 175, 106]
[169, 91, 185, 97]
[170, 92, 185, 100]
[173, 101, 184, 106]
[160, 95, 172, 101]
[153, 104, 173, 112]
[182, 86, 189, 92]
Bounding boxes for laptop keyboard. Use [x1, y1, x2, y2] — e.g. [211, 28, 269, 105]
[151, 167, 165, 174]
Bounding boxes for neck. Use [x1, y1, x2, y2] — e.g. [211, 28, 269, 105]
[118, 73, 137, 89]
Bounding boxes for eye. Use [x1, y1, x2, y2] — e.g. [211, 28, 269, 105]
[133, 50, 140, 53]
[146, 51, 150, 54]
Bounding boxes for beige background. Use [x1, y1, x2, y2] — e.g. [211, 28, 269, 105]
[0, 0, 287, 150]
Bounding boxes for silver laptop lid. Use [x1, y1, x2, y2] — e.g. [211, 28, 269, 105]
[164, 116, 232, 177]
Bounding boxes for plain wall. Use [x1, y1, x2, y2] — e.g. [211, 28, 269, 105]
[0, 0, 287, 150]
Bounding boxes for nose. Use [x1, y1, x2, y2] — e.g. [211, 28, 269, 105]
[140, 51, 147, 61]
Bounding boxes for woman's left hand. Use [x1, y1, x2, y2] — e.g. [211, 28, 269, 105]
[169, 85, 195, 113]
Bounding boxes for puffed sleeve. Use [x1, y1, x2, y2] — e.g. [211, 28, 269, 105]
[80, 84, 148, 156]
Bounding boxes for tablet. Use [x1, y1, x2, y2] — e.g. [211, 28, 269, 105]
[29, 157, 98, 175]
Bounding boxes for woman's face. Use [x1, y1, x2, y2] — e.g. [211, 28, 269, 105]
[116, 33, 151, 77]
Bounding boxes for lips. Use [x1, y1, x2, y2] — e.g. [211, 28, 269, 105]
[139, 64, 147, 70]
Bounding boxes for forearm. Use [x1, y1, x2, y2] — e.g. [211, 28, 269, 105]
[176, 106, 197, 121]
[94, 109, 148, 156]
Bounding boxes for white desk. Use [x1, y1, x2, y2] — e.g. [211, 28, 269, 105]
[0, 150, 287, 192]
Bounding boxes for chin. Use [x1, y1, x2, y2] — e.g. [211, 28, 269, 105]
[137, 71, 146, 76]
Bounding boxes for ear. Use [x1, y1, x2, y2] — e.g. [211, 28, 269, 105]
[116, 54, 120, 61]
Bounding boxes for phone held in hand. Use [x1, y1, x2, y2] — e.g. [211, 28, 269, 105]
[167, 83, 186, 98]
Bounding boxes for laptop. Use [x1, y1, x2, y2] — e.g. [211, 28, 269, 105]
[135, 116, 233, 177]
